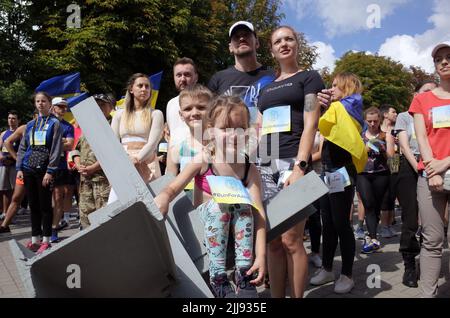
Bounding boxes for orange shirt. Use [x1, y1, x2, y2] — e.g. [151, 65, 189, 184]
[409, 91, 450, 170]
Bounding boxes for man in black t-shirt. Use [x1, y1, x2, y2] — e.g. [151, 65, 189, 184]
[208, 21, 275, 109]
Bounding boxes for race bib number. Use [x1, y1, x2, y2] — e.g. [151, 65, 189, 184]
[30, 131, 47, 146]
[262, 105, 291, 135]
[206, 176, 260, 211]
[432, 105, 450, 128]
[324, 167, 351, 193]
[158, 142, 168, 153]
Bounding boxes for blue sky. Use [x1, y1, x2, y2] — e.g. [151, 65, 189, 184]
[279, 0, 450, 72]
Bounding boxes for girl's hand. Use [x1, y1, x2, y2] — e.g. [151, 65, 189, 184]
[248, 256, 266, 286]
[284, 168, 304, 188]
[17, 171, 24, 181]
[428, 174, 444, 192]
[154, 193, 169, 217]
[130, 156, 140, 165]
[424, 158, 450, 178]
[42, 173, 53, 188]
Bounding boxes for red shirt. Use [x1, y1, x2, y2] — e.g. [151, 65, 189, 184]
[409, 91, 450, 170]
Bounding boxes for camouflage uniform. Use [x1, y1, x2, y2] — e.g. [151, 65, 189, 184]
[76, 135, 111, 228]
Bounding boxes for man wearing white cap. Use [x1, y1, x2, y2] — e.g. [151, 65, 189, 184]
[208, 21, 275, 110]
[50, 97, 75, 242]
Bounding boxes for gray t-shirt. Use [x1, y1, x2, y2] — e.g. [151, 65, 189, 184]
[394, 112, 420, 155]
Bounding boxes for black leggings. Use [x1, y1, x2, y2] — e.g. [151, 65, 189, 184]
[356, 171, 390, 239]
[24, 172, 53, 237]
[309, 200, 322, 254]
[320, 178, 356, 277]
[394, 157, 420, 264]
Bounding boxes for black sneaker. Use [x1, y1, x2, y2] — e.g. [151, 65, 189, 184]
[402, 267, 418, 288]
[55, 219, 69, 231]
[0, 225, 11, 234]
[210, 273, 236, 298]
[235, 267, 258, 298]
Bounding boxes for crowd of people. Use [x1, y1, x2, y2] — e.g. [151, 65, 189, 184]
[0, 21, 449, 299]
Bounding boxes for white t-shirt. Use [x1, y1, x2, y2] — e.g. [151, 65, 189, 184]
[166, 95, 189, 147]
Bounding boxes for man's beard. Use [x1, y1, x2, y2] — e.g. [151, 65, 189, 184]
[235, 49, 254, 58]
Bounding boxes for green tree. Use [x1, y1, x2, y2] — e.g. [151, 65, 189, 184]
[332, 52, 414, 111]
[0, 0, 34, 128]
[0, 80, 34, 129]
[27, 0, 316, 113]
[409, 65, 439, 91]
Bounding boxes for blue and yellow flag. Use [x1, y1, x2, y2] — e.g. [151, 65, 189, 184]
[67, 92, 90, 109]
[36, 72, 82, 124]
[116, 71, 163, 110]
[35, 72, 81, 96]
[319, 94, 368, 173]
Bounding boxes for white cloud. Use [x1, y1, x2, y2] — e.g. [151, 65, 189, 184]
[284, 0, 409, 38]
[312, 41, 337, 71]
[378, 0, 450, 72]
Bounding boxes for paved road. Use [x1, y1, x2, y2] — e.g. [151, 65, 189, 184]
[1, 208, 449, 298]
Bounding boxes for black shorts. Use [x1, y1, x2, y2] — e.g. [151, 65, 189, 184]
[53, 169, 76, 186]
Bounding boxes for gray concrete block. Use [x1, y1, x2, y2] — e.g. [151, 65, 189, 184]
[7, 98, 212, 298]
[265, 171, 328, 242]
[11, 202, 176, 297]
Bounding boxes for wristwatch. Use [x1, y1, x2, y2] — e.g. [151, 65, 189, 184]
[294, 160, 308, 171]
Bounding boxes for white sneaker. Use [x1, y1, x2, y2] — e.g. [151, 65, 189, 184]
[310, 268, 335, 286]
[388, 225, 397, 237]
[309, 253, 323, 268]
[380, 226, 393, 238]
[334, 275, 354, 294]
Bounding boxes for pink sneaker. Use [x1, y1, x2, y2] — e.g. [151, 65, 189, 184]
[36, 242, 51, 254]
[26, 241, 41, 252]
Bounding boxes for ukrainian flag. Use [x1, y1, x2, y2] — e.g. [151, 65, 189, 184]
[35, 72, 81, 96]
[67, 92, 90, 109]
[36, 72, 82, 124]
[115, 71, 163, 110]
[318, 94, 368, 173]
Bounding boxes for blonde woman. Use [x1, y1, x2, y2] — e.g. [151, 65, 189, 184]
[110, 73, 164, 201]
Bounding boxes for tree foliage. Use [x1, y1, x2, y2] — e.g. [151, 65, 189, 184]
[0, 0, 320, 128]
[26, 0, 305, 110]
[0, 0, 34, 128]
[330, 52, 433, 112]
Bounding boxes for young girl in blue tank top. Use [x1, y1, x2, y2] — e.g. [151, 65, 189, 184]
[155, 95, 266, 298]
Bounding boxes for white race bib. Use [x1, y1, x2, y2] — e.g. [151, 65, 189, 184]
[432, 105, 450, 128]
[262, 105, 291, 135]
[324, 167, 351, 193]
[158, 142, 168, 153]
[206, 175, 260, 211]
[30, 131, 47, 146]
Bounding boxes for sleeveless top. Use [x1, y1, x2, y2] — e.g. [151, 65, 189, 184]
[194, 156, 251, 195]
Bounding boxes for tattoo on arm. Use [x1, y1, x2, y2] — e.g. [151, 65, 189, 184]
[304, 94, 319, 112]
